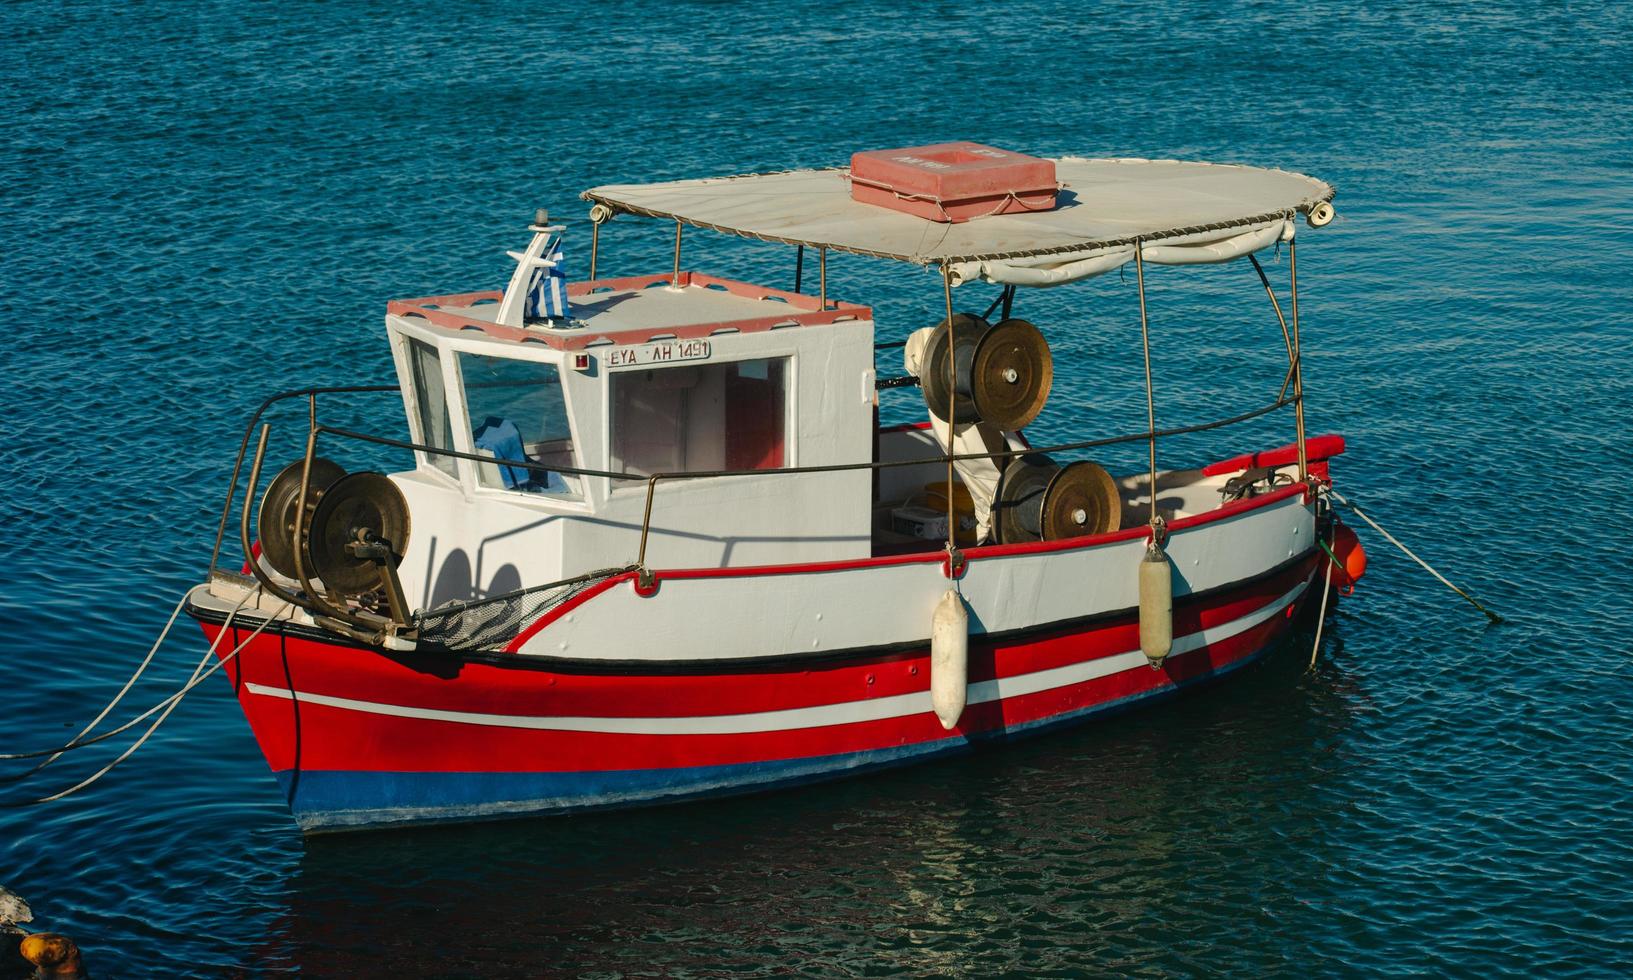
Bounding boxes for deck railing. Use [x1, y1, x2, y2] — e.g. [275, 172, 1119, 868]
[208, 381, 1300, 607]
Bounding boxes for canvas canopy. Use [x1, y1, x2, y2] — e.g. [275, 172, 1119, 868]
[582, 157, 1334, 288]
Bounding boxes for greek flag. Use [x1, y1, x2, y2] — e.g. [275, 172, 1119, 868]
[524, 235, 570, 321]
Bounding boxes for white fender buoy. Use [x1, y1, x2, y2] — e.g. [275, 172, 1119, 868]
[1139, 540, 1173, 667]
[931, 589, 969, 729]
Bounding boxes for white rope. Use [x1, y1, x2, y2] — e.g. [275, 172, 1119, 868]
[0, 595, 256, 761]
[0, 601, 271, 761]
[0, 592, 192, 781]
[1308, 525, 1336, 672]
[3, 600, 291, 807]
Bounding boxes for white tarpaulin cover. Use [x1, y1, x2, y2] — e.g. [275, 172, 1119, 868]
[583, 157, 1333, 287]
[903, 327, 1006, 540]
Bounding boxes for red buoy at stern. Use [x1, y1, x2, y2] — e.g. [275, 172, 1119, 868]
[1326, 522, 1368, 594]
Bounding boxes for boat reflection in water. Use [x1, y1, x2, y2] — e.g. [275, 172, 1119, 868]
[270, 623, 1359, 974]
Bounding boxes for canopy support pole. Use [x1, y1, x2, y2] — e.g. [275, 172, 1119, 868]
[1134, 242, 1161, 534]
[819, 247, 828, 310]
[1289, 239, 1308, 482]
[794, 245, 804, 294]
[941, 263, 958, 563]
[671, 220, 683, 286]
[589, 221, 600, 280]
[1247, 254, 1296, 399]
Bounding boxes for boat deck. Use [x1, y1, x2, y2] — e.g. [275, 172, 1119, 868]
[869, 425, 1304, 557]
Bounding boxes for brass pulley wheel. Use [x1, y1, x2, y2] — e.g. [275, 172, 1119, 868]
[257, 458, 346, 579]
[1040, 461, 1121, 540]
[970, 318, 1052, 432]
[305, 472, 412, 596]
[919, 312, 988, 425]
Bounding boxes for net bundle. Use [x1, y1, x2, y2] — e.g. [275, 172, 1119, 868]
[414, 567, 629, 651]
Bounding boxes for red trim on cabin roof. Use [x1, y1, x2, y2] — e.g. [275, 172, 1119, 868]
[388, 272, 873, 352]
[388, 290, 504, 310]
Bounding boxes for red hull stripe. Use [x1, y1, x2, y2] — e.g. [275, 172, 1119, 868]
[229, 608, 1292, 776]
[240, 581, 1303, 737]
[204, 553, 1314, 722]
[278, 643, 1274, 832]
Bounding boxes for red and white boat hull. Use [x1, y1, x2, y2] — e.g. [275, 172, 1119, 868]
[190, 537, 1319, 833]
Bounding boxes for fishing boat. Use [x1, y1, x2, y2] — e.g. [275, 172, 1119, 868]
[185, 145, 1364, 833]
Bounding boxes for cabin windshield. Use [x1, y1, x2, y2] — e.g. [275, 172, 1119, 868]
[458, 352, 579, 496]
[407, 337, 458, 479]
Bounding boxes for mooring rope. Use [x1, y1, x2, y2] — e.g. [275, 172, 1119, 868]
[0, 592, 195, 784]
[1328, 489, 1503, 624]
[1, 599, 290, 807]
[1308, 524, 1337, 672]
[0, 594, 243, 762]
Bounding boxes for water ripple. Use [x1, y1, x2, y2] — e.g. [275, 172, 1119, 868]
[3, 0, 1632, 975]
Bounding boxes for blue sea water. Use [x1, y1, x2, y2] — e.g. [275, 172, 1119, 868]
[2, 0, 1631, 974]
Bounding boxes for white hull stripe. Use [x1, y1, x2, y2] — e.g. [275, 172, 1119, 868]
[246, 581, 1305, 736]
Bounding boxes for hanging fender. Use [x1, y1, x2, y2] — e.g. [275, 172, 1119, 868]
[1138, 539, 1174, 668]
[1326, 521, 1367, 594]
[930, 589, 968, 729]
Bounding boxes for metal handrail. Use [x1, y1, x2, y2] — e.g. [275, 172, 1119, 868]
[315, 396, 1293, 490]
[206, 384, 401, 577]
[317, 395, 1296, 579]
[213, 383, 1296, 615]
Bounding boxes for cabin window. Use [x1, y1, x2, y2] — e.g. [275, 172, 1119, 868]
[458, 352, 578, 495]
[610, 358, 787, 476]
[407, 338, 458, 478]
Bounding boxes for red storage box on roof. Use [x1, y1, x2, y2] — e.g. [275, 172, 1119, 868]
[848, 142, 1059, 223]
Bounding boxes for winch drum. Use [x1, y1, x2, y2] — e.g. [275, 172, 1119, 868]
[992, 454, 1121, 544]
[919, 314, 1053, 432]
[305, 472, 412, 597]
[256, 457, 346, 579]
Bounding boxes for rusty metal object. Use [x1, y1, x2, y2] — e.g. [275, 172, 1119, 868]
[919, 312, 988, 424]
[992, 454, 1053, 543]
[306, 473, 411, 600]
[256, 457, 345, 579]
[19, 932, 87, 978]
[1041, 460, 1121, 540]
[994, 455, 1120, 543]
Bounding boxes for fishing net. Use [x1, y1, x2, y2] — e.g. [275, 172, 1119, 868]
[414, 567, 630, 652]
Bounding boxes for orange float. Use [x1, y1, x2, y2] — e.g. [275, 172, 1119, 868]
[1326, 522, 1368, 593]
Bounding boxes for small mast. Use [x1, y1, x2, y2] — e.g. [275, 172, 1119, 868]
[496, 209, 569, 328]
